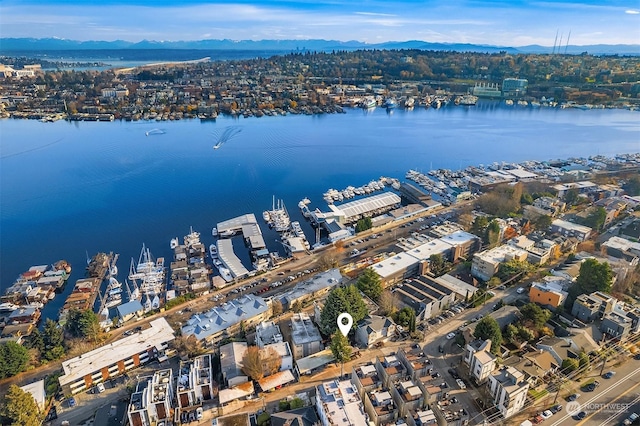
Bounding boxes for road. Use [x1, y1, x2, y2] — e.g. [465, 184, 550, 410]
[547, 361, 640, 426]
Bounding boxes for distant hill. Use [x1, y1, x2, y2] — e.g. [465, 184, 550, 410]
[1, 38, 638, 55]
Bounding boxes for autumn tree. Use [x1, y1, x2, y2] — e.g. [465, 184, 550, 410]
[378, 290, 398, 316]
[241, 346, 265, 381]
[317, 251, 339, 271]
[261, 346, 282, 377]
[272, 299, 283, 317]
[356, 268, 383, 301]
[1, 385, 43, 426]
[171, 335, 205, 360]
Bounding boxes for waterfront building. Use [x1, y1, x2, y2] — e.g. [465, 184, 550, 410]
[501, 78, 528, 98]
[127, 369, 174, 426]
[289, 312, 323, 359]
[552, 181, 597, 198]
[487, 366, 529, 419]
[472, 82, 502, 98]
[275, 268, 343, 311]
[315, 379, 368, 426]
[58, 318, 175, 395]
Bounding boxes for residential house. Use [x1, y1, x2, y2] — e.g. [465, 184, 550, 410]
[176, 354, 214, 410]
[58, 318, 175, 395]
[550, 219, 592, 242]
[219, 342, 248, 387]
[289, 312, 323, 360]
[127, 369, 174, 426]
[270, 407, 320, 426]
[529, 278, 568, 309]
[355, 315, 397, 348]
[363, 389, 398, 426]
[351, 364, 382, 399]
[571, 291, 618, 322]
[471, 245, 529, 281]
[315, 379, 368, 426]
[397, 347, 433, 381]
[601, 310, 634, 340]
[487, 366, 529, 419]
[464, 339, 496, 384]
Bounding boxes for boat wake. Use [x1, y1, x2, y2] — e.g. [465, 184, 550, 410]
[213, 125, 242, 150]
[145, 128, 166, 136]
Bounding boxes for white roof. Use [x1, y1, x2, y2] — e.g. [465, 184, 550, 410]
[603, 236, 640, 253]
[332, 192, 401, 220]
[218, 382, 255, 405]
[370, 252, 419, 278]
[296, 348, 335, 374]
[435, 274, 479, 297]
[59, 318, 175, 387]
[474, 245, 528, 265]
[217, 238, 250, 278]
[439, 230, 478, 246]
[257, 370, 295, 391]
[552, 219, 592, 234]
[20, 379, 45, 410]
[405, 239, 452, 261]
[317, 379, 367, 426]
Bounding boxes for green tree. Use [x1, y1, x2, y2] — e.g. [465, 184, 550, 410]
[534, 215, 553, 231]
[622, 175, 640, 196]
[521, 193, 534, 205]
[65, 308, 100, 339]
[289, 397, 305, 409]
[564, 189, 580, 205]
[578, 351, 590, 371]
[583, 206, 606, 231]
[330, 332, 352, 364]
[473, 317, 503, 354]
[471, 216, 489, 236]
[561, 357, 579, 373]
[0, 385, 43, 426]
[496, 259, 532, 282]
[356, 268, 383, 301]
[429, 254, 450, 277]
[355, 217, 373, 233]
[576, 258, 614, 294]
[394, 307, 416, 328]
[319, 285, 367, 336]
[0, 342, 30, 379]
[520, 303, 552, 329]
[487, 276, 502, 288]
[485, 219, 501, 248]
[42, 319, 65, 361]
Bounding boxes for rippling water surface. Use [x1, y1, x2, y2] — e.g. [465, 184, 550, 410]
[1, 103, 639, 320]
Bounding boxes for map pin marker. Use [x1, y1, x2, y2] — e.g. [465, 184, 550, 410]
[337, 313, 353, 337]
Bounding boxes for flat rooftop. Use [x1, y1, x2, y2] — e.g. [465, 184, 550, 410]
[217, 238, 250, 278]
[331, 192, 401, 220]
[59, 318, 175, 387]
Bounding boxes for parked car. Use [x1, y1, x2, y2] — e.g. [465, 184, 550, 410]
[541, 410, 553, 420]
[456, 379, 466, 389]
[96, 383, 105, 393]
[196, 407, 203, 420]
[551, 404, 562, 413]
[516, 287, 525, 294]
[574, 411, 587, 420]
[446, 332, 456, 340]
[68, 397, 76, 407]
[567, 393, 580, 402]
[603, 371, 615, 379]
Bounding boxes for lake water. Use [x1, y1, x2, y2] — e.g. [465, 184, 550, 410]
[1, 102, 639, 320]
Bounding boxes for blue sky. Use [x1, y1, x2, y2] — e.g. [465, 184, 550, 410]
[1, 0, 639, 46]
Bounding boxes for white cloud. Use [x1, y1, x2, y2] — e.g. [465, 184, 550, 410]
[625, 10, 640, 14]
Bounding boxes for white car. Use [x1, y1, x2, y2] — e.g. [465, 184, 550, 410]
[96, 382, 105, 393]
[541, 410, 553, 420]
[446, 332, 456, 340]
[516, 287, 525, 294]
[456, 379, 466, 389]
[196, 407, 203, 420]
